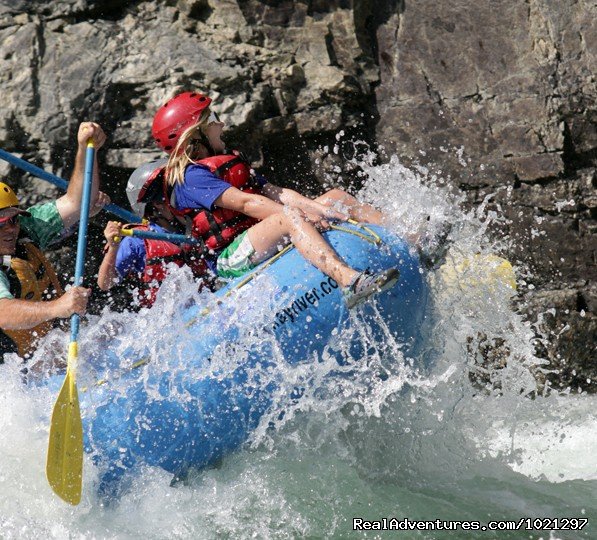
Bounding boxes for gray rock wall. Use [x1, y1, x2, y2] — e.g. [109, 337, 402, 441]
[373, 0, 596, 392]
[0, 0, 594, 390]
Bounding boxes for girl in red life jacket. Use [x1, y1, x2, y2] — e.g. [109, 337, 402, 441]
[97, 160, 209, 308]
[153, 91, 398, 308]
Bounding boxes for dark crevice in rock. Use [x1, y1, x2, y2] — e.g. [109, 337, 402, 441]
[531, 127, 549, 154]
[235, 0, 256, 25]
[73, 0, 142, 22]
[102, 163, 135, 211]
[458, 182, 493, 191]
[378, 0, 405, 24]
[101, 83, 146, 141]
[461, 90, 482, 103]
[19, 0, 142, 22]
[2, 117, 31, 154]
[260, 125, 320, 191]
[177, 0, 213, 21]
[307, 0, 352, 17]
[355, 0, 398, 59]
[562, 120, 576, 176]
[350, 0, 404, 164]
[562, 119, 597, 174]
[420, 69, 444, 108]
[354, 0, 404, 73]
[568, 146, 597, 171]
[353, 0, 376, 61]
[324, 25, 340, 67]
[30, 20, 44, 113]
[518, 176, 560, 188]
[576, 293, 588, 313]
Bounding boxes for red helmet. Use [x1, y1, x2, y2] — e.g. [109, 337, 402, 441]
[152, 91, 212, 154]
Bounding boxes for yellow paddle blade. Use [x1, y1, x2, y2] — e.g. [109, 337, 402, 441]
[46, 347, 83, 505]
[438, 253, 517, 293]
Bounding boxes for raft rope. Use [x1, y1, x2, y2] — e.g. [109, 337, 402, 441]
[221, 221, 379, 297]
[82, 221, 384, 391]
[81, 358, 150, 391]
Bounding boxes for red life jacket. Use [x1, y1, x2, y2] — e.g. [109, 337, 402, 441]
[165, 152, 262, 251]
[130, 225, 209, 308]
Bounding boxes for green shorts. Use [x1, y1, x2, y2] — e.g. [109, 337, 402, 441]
[216, 231, 258, 278]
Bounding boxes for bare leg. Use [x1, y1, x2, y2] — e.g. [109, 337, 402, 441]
[315, 188, 384, 225]
[247, 207, 358, 287]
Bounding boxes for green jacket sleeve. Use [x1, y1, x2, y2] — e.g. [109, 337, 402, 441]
[17, 201, 65, 251]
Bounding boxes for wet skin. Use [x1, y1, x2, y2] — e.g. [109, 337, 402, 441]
[0, 219, 19, 256]
[204, 116, 226, 153]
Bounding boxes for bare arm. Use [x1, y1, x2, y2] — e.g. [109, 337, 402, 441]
[214, 187, 286, 221]
[0, 288, 89, 330]
[262, 183, 347, 221]
[97, 222, 122, 291]
[56, 122, 107, 229]
[261, 183, 306, 206]
[97, 247, 120, 291]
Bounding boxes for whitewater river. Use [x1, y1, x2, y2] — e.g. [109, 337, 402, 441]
[1, 157, 595, 539]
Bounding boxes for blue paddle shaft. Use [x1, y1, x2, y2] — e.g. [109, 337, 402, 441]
[127, 229, 200, 245]
[0, 148, 140, 223]
[70, 144, 95, 342]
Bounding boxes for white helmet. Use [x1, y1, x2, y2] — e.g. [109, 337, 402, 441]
[126, 158, 168, 217]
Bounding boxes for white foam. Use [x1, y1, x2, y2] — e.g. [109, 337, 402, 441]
[478, 396, 597, 483]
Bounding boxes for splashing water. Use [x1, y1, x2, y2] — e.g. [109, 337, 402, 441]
[1, 156, 595, 539]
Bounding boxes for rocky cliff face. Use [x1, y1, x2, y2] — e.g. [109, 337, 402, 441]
[0, 0, 594, 390]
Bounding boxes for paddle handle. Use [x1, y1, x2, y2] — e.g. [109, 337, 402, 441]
[120, 228, 200, 245]
[0, 147, 140, 223]
[70, 142, 95, 343]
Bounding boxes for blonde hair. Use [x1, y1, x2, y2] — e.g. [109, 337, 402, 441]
[165, 109, 212, 186]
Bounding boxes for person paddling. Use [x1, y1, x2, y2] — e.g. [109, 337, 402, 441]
[97, 159, 211, 307]
[0, 122, 109, 363]
[151, 91, 399, 308]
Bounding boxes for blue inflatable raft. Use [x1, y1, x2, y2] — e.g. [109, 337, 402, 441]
[56, 223, 429, 494]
